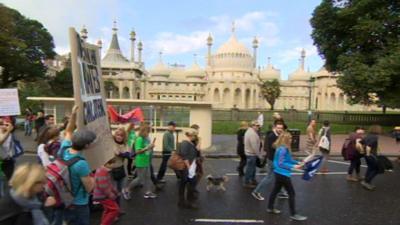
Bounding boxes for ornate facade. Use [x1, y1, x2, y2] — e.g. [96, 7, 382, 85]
[82, 23, 377, 112]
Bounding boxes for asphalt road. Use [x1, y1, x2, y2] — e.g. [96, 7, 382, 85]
[18, 155, 400, 225]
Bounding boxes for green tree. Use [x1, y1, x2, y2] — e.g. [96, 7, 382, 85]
[310, 0, 400, 109]
[0, 4, 55, 88]
[49, 68, 73, 97]
[261, 79, 281, 110]
[18, 80, 52, 112]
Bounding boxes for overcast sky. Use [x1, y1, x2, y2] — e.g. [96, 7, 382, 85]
[1, 0, 324, 79]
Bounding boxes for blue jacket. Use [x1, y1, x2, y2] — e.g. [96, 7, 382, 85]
[273, 145, 299, 177]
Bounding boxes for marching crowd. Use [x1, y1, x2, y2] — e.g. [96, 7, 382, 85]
[0, 107, 394, 225]
[236, 112, 389, 221]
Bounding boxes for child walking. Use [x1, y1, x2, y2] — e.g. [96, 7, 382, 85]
[93, 158, 120, 225]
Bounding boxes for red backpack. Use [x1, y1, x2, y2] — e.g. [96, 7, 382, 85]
[45, 150, 84, 207]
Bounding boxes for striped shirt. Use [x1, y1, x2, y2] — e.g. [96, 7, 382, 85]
[93, 166, 118, 201]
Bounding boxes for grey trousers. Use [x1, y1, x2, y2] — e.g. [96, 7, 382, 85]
[128, 167, 151, 193]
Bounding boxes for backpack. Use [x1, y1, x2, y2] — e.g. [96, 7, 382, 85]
[318, 128, 330, 151]
[341, 137, 358, 161]
[44, 149, 84, 207]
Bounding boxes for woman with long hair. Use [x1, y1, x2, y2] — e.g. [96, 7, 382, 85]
[37, 127, 61, 167]
[112, 127, 130, 205]
[267, 132, 307, 221]
[0, 163, 56, 225]
[305, 119, 317, 156]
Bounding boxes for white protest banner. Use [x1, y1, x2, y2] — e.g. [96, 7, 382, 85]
[0, 88, 21, 116]
[69, 28, 114, 169]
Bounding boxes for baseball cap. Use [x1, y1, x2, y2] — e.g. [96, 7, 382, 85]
[71, 129, 97, 150]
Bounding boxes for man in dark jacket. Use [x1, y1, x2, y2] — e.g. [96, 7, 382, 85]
[251, 121, 286, 201]
[156, 121, 176, 183]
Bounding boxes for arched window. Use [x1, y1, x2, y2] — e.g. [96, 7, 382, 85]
[213, 88, 220, 103]
[223, 88, 231, 108]
[330, 93, 336, 110]
[122, 87, 130, 99]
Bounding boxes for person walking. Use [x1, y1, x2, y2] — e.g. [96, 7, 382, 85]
[157, 121, 176, 183]
[346, 127, 365, 181]
[252, 121, 286, 201]
[176, 128, 199, 209]
[24, 108, 34, 136]
[34, 110, 45, 140]
[243, 121, 261, 188]
[61, 106, 96, 225]
[112, 128, 130, 206]
[257, 112, 264, 130]
[267, 132, 307, 221]
[236, 121, 248, 177]
[122, 125, 157, 199]
[305, 119, 317, 156]
[93, 158, 120, 225]
[0, 163, 56, 225]
[126, 123, 138, 179]
[361, 125, 382, 190]
[318, 120, 331, 173]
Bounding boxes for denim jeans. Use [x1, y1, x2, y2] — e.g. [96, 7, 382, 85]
[24, 121, 32, 136]
[244, 155, 257, 184]
[157, 154, 171, 180]
[44, 207, 64, 225]
[64, 204, 90, 225]
[365, 155, 379, 184]
[253, 159, 273, 193]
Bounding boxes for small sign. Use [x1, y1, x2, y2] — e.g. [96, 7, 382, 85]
[0, 88, 21, 116]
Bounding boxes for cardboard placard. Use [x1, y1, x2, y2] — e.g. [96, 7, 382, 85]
[69, 28, 114, 169]
[0, 88, 21, 116]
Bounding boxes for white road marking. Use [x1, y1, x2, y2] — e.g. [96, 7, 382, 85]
[328, 160, 367, 168]
[193, 219, 264, 223]
[226, 172, 348, 176]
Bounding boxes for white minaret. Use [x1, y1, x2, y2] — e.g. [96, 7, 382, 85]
[80, 25, 88, 41]
[300, 48, 306, 70]
[252, 36, 259, 68]
[206, 33, 213, 67]
[130, 29, 136, 62]
[138, 40, 143, 64]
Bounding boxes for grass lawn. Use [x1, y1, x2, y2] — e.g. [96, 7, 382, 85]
[212, 121, 394, 135]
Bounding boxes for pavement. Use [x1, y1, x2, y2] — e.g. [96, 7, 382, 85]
[16, 155, 400, 225]
[16, 130, 400, 157]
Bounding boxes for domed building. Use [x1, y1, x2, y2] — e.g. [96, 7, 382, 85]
[83, 22, 377, 111]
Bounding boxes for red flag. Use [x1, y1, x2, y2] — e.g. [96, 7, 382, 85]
[107, 105, 144, 123]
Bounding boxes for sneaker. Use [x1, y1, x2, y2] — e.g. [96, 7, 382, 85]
[278, 193, 289, 199]
[144, 192, 158, 199]
[346, 175, 358, 182]
[252, 192, 265, 201]
[158, 179, 167, 184]
[267, 208, 281, 214]
[122, 188, 131, 200]
[361, 181, 376, 191]
[290, 214, 307, 221]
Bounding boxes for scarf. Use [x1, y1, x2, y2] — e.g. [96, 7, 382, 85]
[10, 189, 49, 225]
